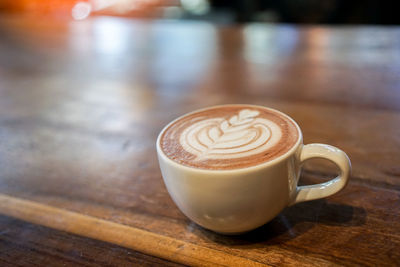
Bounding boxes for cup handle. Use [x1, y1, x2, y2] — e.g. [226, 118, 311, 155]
[290, 143, 351, 206]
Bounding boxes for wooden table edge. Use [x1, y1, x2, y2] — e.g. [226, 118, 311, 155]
[0, 193, 267, 267]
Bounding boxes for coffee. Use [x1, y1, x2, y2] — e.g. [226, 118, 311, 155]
[160, 105, 299, 170]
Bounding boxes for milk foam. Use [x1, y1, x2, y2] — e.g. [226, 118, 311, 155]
[179, 109, 282, 160]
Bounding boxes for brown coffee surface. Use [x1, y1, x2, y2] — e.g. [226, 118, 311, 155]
[159, 105, 299, 170]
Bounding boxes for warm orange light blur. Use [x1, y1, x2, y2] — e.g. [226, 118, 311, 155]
[0, 0, 81, 18]
[0, 0, 178, 19]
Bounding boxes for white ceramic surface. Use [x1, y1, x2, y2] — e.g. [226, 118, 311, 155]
[156, 105, 351, 234]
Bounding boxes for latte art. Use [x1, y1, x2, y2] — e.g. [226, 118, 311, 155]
[159, 105, 299, 170]
[180, 109, 282, 160]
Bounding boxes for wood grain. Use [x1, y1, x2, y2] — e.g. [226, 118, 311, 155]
[0, 15, 399, 266]
[0, 215, 185, 267]
[0, 194, 264, 267]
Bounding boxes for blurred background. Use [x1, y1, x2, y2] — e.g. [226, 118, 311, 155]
[1, 0, 400, 24]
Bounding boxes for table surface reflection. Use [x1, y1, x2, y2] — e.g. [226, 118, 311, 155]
[0, 15, 399, 266]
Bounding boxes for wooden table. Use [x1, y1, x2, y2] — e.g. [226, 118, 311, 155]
[0, 15, 399, 266]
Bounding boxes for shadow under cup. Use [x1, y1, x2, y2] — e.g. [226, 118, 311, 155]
[156, 105, 350, 234]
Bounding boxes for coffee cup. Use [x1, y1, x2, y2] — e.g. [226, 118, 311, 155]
[156, 104, 351, 234]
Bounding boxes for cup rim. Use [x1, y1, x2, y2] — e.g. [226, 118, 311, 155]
[156, 104, 303, 174]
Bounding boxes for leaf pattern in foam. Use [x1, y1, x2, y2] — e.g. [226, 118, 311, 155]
[182, 109, 267, 160]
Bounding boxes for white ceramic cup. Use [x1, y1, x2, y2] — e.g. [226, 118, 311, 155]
[156, 105, 351, 234]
